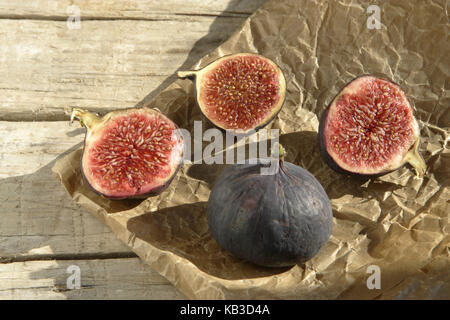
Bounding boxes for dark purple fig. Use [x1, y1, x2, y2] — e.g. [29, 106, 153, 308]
[178, 53, 286, 135]
[71, 107, 184, 199]
[207, 152, 333, 268]
[319, 75, 426, 177]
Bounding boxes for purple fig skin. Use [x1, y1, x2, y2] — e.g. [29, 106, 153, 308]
[208, 160, 333, 268]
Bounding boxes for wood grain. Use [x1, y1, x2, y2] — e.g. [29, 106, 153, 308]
[0, 257, 185, 299]
[0, 0, 264, 19]
[0, 0, 266, 121]
[0, 0, 267, 299]
[0, 121, 135, 259]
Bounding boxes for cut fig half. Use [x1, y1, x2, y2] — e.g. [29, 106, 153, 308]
[71, 107, 184, 199]
[318, 75, 426, 177]
[178, 53, 286, 135]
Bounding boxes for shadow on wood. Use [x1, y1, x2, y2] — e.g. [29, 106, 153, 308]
[135, 0, 269, 107]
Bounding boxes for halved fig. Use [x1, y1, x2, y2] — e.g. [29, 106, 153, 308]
[71, 107, 184, 199]
[319, 75, 426, 177]
[178, 53, 286, 135]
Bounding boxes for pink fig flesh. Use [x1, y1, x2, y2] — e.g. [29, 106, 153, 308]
[72, 108, 184, 199]
[319, 75, 426, 177]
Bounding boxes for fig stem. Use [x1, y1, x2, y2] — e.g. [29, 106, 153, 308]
[71, 108, 100, 131]
[404, 140, 427, 177]
[271, 143, 286, 160]
[177, 70, 198, 79]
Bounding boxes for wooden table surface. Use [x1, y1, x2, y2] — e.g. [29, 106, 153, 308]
[0, 0, 267, 299]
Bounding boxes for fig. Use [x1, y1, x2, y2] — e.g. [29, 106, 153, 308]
[318, 75, 427, 177]
[178, 53, 286, 135]
[207, 147, 333, 267]
[71, 107, 184, 199]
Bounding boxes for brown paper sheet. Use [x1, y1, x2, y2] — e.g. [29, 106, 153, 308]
[53, 0, 449, 299]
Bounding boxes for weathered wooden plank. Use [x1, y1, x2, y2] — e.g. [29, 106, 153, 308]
[0, 1, 267, 121]
[0, 16, 247, 121]
[0, 121, 133, 258]
[0, 0, 267, 300]
[0, 257, 186, 299]
[0, 0, 265, 19]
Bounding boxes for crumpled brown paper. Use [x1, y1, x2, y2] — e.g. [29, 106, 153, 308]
[52, 0, 449, 299]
